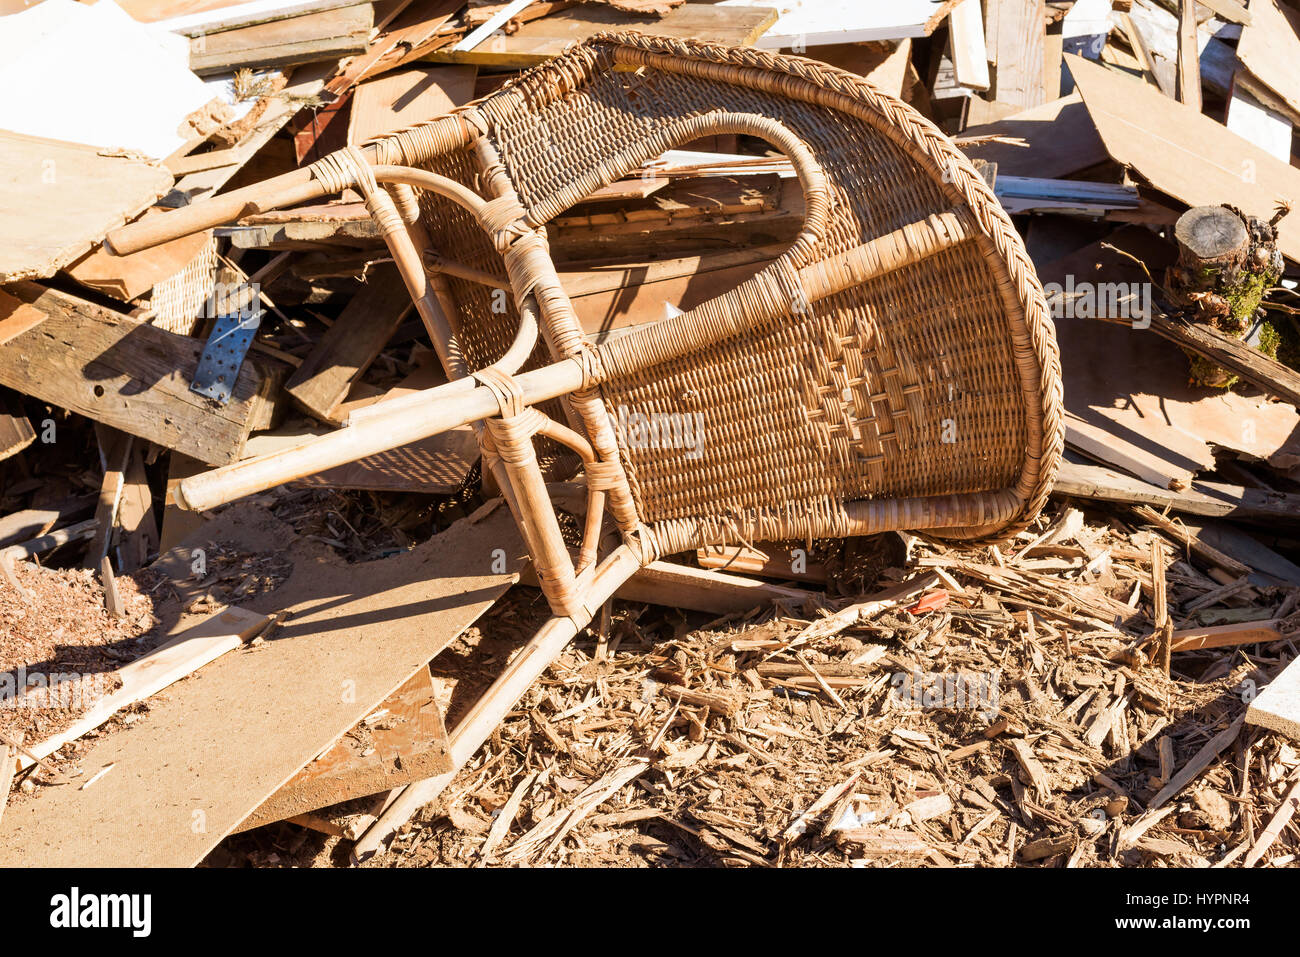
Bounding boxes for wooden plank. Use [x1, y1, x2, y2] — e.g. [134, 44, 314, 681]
[1067, 52, 1300, 263]
[1247, 658, 1300, 742]
[347, 65, 477, 145]
[283, 264, 413, 421]
[1236, 0, 1300, 118]
[519, 558, 818, 614]
[0, 283, 284, 466]
[0, 502, 525, 867]
[424, 3, 778, 67]
[84, 426, 133, 571]
[1175, 0, 1202, 112]
[236, 666, 453, 831]
[1169, 620, 1285, 653]
[0, 131, 171, 283]
[160, 453, 210, 553]
[189, 4, 374, 74]
[989, 0, 1046, 108]
[16, 606, 270, 773]
[949, 0, 991, 91]
[151, 0, 373, 33]
[116, 441, 160, 573]
[0, 289, 50, 347]
[66, 220, 212, 303]
[620, 561, 818, 614]
[0, 393, 35, 463]
[722, 0, 952, 48]
[1054, 457, 1300, 525]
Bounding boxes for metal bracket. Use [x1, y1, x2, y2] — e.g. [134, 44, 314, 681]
[191, 303, 263, 404]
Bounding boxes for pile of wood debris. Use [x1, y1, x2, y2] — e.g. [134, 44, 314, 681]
[3, 0, 1300, 870]
[206, 499, 1300, 868]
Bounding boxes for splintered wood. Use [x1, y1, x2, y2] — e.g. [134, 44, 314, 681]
[205, 499, 1297, 870]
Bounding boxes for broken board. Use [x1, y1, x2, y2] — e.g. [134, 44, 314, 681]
[236, 666, 452, 831]
[424, 3, 779, 67]
[0, 131, 172, 283]
[0, 283, 283, 466]
[0, 500, 526, 867]
[1067, 53, 1300, 262]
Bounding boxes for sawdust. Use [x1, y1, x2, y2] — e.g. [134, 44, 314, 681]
[1, 560, 155, 746]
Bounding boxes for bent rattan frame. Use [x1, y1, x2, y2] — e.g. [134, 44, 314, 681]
[109, 32, 1064, 624]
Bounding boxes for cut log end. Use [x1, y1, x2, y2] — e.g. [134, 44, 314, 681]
[1174, 206, 1248, 266]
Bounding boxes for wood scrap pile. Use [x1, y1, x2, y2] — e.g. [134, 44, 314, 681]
[3, 0, 1300, 872]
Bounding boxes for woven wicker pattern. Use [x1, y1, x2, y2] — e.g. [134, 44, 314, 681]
[362, 32, 1061, 554]
[135, 233, 219, 336]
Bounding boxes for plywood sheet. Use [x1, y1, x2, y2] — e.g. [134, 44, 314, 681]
[1236, 0, 1300, 118]
[1067, 53, 1300, 262]
[0, 501, 525, 867]
[0, 132, 172, 283]
[348, 65, 477, 145]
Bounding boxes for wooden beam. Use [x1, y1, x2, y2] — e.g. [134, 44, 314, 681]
[0, 283, 284, 466]
[1175, 0, 1202, 112]
[283, 265, 413, 423]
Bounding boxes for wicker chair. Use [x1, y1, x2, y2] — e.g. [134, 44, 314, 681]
[109, 33, 1063, 825]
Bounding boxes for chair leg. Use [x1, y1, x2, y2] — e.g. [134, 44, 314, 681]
[350, 544, 642, 862]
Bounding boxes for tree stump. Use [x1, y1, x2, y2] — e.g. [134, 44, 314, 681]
[1165, 205, 1285, 388]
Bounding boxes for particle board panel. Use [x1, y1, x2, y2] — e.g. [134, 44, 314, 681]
[236, 666, 451, 831]
[0, 502, 526, 867]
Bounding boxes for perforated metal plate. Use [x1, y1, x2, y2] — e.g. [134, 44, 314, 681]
[191, 307, 263, 404]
